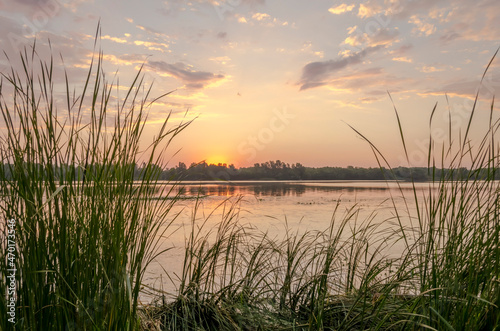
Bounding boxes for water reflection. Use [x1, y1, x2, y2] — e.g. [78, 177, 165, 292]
[144, 180, 430, 296]
[166, 180, 414, 198]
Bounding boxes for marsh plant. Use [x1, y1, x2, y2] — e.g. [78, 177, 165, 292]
[0, 39, 190, 330]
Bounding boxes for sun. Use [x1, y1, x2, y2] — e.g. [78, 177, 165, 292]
[205, 155, 229, 166]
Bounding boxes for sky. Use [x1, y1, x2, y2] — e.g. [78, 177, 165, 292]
[0, 0, 499, 168]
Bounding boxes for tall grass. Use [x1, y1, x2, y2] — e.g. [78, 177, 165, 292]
[0, 39, 190, 330]
[144, 198, 416, 330]
[400, 54, 500, 330]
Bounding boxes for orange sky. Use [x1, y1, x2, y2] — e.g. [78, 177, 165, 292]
[0, 0, 499, 168]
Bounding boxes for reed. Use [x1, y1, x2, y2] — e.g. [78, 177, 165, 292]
[0, 35, 190, 330]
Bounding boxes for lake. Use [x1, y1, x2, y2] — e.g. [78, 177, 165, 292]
[142, 180, 431, 299]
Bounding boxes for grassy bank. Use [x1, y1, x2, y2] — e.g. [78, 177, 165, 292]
[1, 41, 499, 330]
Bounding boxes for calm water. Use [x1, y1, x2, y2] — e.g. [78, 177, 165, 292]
[142, 180, 430, 299]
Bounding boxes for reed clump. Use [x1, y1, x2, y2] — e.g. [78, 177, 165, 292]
[0, 39, 190, 330]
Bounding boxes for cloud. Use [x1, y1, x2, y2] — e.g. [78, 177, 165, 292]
[0, 24, 90, 68]
[358, 2, 381, 18]
[133, 40, 170, 53]
[0, 7, 70, 55]
[366, 28, 400, 47]
[409, 15, 436, 36]
[102, 54, 146, 66]
[331, 68, 413, 99]
[0, 16, 24, 40]
[216, 31, 227, 39]
[309, 67, 414, 103]
[300, 41, 324, 58]
[0, 27, 98, 104]
[135, 24, 166, 37]
[419, 65, 445, 73]
[354, 0, 445, 20]
[160, 0, 190, 17]
[328, 4, 355, 15]
[347, 26, 357, 34]
[236, 12, 288, 27]
[392, 57, 413, 63]
[356, 0, 499, 45]
[439, 31, 460, 44]
[147, 61, 225, 89]
[388, 0, 445, 19]
[242, 0, 265, 4]
[0, 0, 63, 16]
[342, 27, 400, 48]
[359, 96, 379, 103]
[183, 0, 264, 20]
[102, 35, 128, 44]
[209, 56, 231, 64]
[437, 1, 500, 44]
[390, 43, 413, 56]
[298, 46, 383, 90]
[11, 0, 50, 4]
[252, 12, 270, 21]
[418, 67, 500, 100]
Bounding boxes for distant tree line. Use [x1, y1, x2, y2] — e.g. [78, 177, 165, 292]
[2, 160, 500, 182]
[149, 160, 500, 182]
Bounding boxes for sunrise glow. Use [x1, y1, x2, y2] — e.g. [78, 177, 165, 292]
[204, 155, 231, 166]
[0, 0, 498, 168]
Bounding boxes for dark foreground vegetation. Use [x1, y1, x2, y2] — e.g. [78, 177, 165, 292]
[0, 40, 499, 330]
